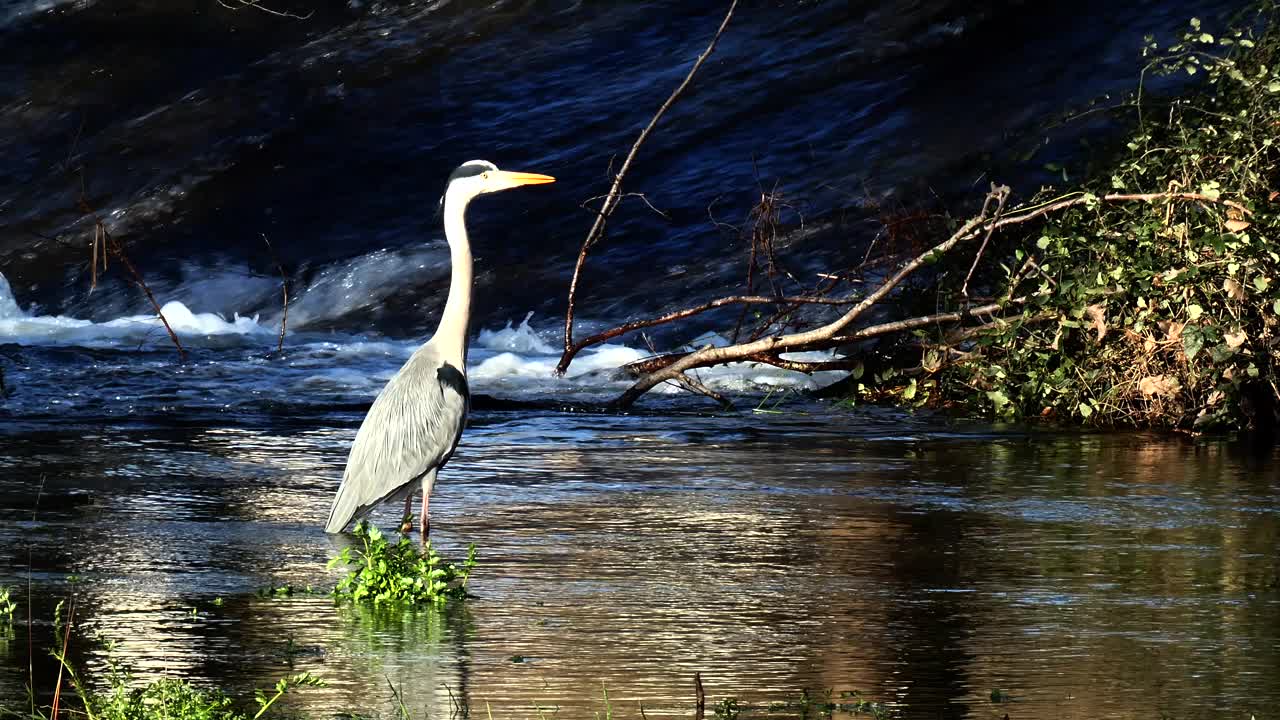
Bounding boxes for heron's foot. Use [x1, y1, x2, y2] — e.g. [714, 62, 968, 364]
[398, 513, 414, 535]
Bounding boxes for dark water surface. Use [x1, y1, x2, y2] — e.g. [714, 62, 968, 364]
[1, 411, 1277, 718]
[2, 0, 1278, 718]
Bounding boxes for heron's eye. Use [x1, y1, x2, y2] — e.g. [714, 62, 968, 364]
[481, 172, 490, 179]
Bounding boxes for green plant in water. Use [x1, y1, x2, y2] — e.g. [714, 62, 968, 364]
[712, 697, 741, 720]
[0, 587, 16, 631]
[329, 520, 477, 605]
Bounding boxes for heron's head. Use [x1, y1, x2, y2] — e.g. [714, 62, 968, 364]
[439, 160, 555, 211]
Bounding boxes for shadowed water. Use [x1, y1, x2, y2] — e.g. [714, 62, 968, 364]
[1, 410, 1276, 719]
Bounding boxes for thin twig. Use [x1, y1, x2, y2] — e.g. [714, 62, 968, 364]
[580, 192, 671, 220]
[672, 372, 733, 409]
[77, 182, 186, 359]
[215, 0, 313, 19]
[261, 233, 289, 353]
[961, 183, 1010, 297]
[561, 0, 738, 366]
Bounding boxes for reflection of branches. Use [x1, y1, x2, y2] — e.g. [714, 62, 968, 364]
[216, 0, 314, 20]
[561, 0, 738, 361]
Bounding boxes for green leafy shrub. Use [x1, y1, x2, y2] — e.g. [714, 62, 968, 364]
[328, 521, 477, 605]
[933, 7, 1280, 430]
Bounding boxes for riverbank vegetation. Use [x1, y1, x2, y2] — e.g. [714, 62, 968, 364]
[561, 3, 1280, 433]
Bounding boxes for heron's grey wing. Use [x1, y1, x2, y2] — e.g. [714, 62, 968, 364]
[324, 345, 469, 533]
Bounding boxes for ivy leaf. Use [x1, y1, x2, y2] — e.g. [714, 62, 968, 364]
[987, 390, 1010, 408]
[1183, 328, 1205, 360]
[1078, 402, 1094, 418]
[1186, 304, 1204, 321]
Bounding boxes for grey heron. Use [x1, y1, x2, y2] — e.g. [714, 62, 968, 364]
[324, 160, 555, 536]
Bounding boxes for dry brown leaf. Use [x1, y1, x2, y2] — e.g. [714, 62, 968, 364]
[1159, 320, 1185, 343]
[1138, 375, 1181, 398]
[1085, 303, 1107, 342]
[1225, 218, 1251, 233]
[1223, 277, 1246, 302]
[1207, 389, 1225, 407]
[1225, 328, 1248, 348]
[1144, 337, 1158, 353]
[1270, 190, 1279, 202]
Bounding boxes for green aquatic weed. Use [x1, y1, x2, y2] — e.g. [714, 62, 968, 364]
[328, 521, 477, 606]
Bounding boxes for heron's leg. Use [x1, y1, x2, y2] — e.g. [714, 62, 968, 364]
[399, 493, 414, 535]
[420, 469, 438, 541]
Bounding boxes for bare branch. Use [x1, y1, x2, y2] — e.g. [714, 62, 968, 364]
[672, 372, 733, 409]
[261, 233, 289, 354]
[215, 0, 313, 20]
[961, 184, 1010, 297]
[609, 185, 1013, 408]
[622, 296, 1032, 376]
[607, 186, 1250, 408]
[78, 193, 186, 360]
[554, 292, 862, 375]
[561, 0, 738, 366]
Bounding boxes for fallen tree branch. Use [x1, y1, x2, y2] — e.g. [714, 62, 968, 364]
[561, 0, 738, 367]
[622, 296, 1032, 376]
[555, 293, 861, 375]
[605, 185, 1250, 408]
[609, 186, 1011, 408]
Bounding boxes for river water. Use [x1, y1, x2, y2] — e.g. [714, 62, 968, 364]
[2, 0, 1278, 718]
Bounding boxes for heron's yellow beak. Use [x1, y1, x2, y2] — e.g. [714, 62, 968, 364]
[490, 170, 556, 190]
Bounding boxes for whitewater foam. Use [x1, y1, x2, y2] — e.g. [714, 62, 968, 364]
[0, 272, 848, 399]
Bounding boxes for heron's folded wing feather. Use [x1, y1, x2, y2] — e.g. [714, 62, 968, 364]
[324, 347, 469, 533]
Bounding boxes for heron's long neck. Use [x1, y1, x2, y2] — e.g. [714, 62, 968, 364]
[433, 193, 474, 370]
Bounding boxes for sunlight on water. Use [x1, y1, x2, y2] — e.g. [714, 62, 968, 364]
[0, 419, 1276, 719]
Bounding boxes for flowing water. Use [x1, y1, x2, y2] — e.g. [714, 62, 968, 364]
[2, 0, 1278, 718]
